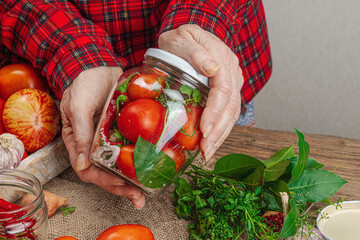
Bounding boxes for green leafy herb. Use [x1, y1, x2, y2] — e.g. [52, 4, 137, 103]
[172, 129, 347, 239]
[60, 206, 76, 216]
[179, 84, 204, 106]
[173, 169, 277, 239]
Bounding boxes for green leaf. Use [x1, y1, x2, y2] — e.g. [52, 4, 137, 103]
[243, 166, 264, 192]
[263, 145, 294, 168]
[264, 160, 290, 182]
[278, 198, 300, 238]
[60, 206, 76, 216]
[321, 198, 333, 205]
[288, 168, 347, 202]
[288, 129, 309, 184]
[179, 84, 193, 96]
[266, 181, 291, 212]
[213, 154, 265, 179]
[264, 188, 282, 211]
[134, 136, 177, 188]
[281, 156, 324, 180]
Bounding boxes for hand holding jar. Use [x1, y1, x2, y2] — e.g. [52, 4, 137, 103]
[90, 43, 241, 197]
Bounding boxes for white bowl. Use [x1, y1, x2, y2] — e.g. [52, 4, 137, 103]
[316, 201, 360, 240]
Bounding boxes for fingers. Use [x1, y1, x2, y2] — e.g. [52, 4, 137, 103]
[101, 184, 146, 209]
[158, 25, 220, 77]
[158, 24, 243, 160]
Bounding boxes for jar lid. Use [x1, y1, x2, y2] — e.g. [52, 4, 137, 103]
[144, 48, 209, 87]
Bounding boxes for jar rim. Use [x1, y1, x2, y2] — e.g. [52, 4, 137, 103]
[0, 169, 44, 217]
[144, 48, 209, 87]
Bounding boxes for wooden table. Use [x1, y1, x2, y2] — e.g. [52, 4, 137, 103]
[214, 126, 360, 202]
[46, 126, 360, 239]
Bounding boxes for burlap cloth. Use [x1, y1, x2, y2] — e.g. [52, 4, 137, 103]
[45, 165, 197, 240]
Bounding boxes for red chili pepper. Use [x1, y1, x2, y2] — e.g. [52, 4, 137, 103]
[0, 198, 37, 239]
[0, 199, 21, 211]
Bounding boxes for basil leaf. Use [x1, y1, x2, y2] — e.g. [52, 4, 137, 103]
[263, 145, 294, 168]
[278, 198, 300, 238]
[288, 168, 348, 202]
[289, 129, 309, 184]
[264, 159, 290, 182]
[134, 136, 176, 188]
[213, 154, 265, 179]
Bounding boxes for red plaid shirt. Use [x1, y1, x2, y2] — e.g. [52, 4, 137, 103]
[0, 0, 271, 109]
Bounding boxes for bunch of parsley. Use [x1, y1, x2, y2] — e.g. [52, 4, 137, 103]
[172, 165, 277, 240]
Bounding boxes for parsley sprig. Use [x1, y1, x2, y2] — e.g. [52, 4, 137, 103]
[179, 85, 203, 106]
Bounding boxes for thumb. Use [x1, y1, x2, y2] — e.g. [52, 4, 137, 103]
[72, 107, 95, 172]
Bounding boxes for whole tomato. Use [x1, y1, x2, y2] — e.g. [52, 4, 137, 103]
[116, 144, 137, 179]
[0, 98, 5, 134]
[162, 142, 186, 171]
[54, 237, 78, 240]
[2, 89, 59, 152]
[127, 73, 165, 101]
[0, 63, 49, 100]
[173, 104, 204, 151]
[117, 99, 166, 144]
[96, 224, 154, 240]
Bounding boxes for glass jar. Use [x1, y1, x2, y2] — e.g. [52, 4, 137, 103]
[0, 169, 48, 240]
[90, 48, 209, 196]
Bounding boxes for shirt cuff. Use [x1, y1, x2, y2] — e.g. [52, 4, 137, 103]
[158, 6, 237, 51]
[47, 43, 128, 100]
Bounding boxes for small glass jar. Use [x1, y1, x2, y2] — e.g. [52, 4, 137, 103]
[90, 48, 209, 196]
[0, 169, 48, 240]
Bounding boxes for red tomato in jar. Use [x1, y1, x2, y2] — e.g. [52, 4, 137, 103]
[162, 142, 186, 171]
[2, 89, 59, 152]
[127, 73, 165, 101]
[96, 224, 154, 240]
[0, 98, 5, 134]
[0, 63, 49, 100]
[173, 104, 204, 151]
[117, 99, 166, 144]
[116, 144, 137, 179]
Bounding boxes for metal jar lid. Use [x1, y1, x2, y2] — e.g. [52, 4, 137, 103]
[144, 48, 209, 87]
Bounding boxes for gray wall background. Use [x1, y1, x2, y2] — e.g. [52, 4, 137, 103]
[254, 1, 360, 139]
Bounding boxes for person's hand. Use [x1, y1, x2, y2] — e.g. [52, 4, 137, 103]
[60, 66, 145, 209]
[158, 24, 244, 162]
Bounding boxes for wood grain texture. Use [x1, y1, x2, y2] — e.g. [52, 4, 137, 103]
[213, 126, 360, 201]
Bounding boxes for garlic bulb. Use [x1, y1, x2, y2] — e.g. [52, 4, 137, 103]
[0, 133, 25, 169]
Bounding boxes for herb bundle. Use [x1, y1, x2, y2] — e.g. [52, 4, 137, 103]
[172, 129, 347, 239]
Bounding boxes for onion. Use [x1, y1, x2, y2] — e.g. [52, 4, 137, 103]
[0, 133, 25, 169]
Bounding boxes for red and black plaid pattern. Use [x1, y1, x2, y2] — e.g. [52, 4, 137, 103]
[0, 0, 271, 108]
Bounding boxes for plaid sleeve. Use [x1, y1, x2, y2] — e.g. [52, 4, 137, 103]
[0, 0, 128, 99]
[158, 0, 251, 53]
